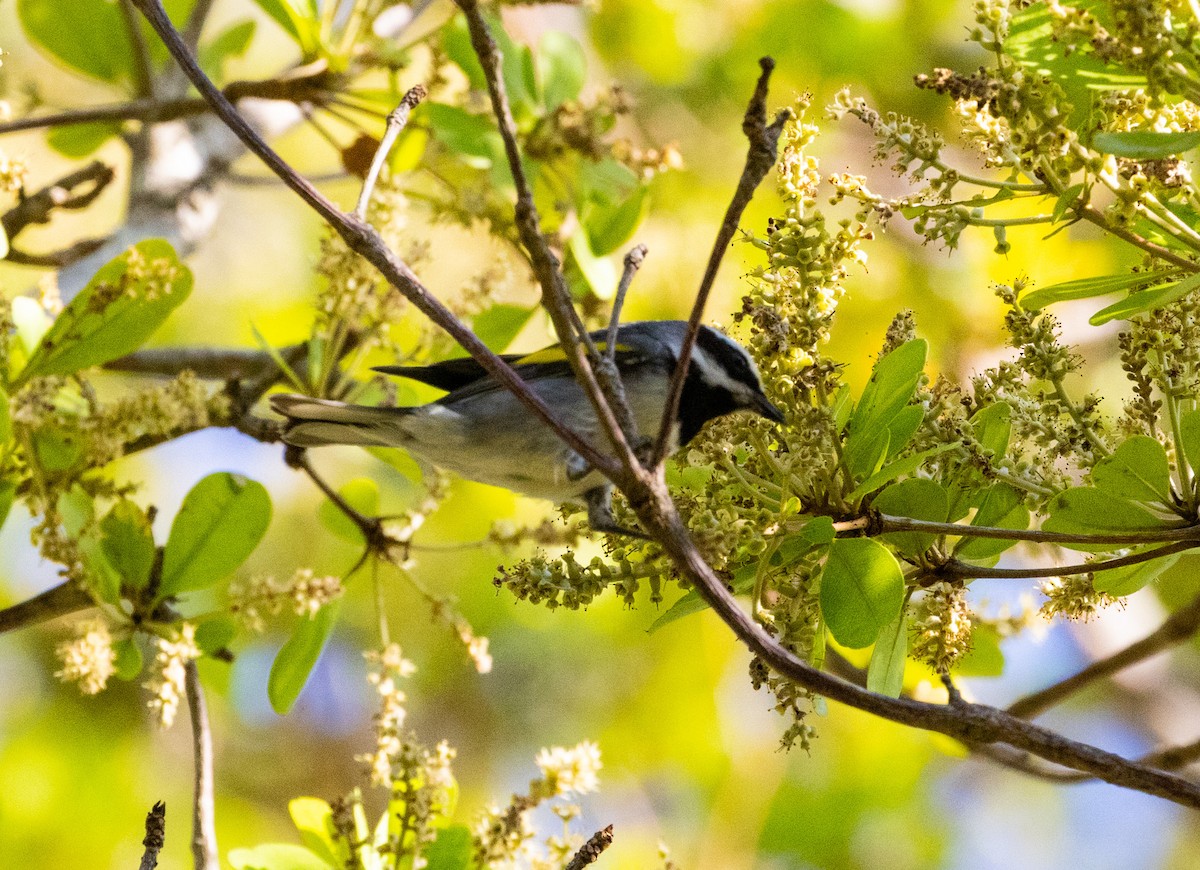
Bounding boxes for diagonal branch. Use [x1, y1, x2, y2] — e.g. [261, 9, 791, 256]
[651, 58, 791, 466]
[1007, 589, 1200, 719]
[0, 581, 94, 635]
[129, 0, 614, 479]
[131, 0, 1200, 809]
[455, 0, 641, 473]
[2, 161, 115, 267]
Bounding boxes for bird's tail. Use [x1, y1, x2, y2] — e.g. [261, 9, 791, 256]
[270, 394, 412, 448]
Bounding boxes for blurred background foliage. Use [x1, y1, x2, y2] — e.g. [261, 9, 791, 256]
[0, 0, 1197, 868]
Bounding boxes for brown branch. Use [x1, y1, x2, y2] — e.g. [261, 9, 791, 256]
[1078, 204, 1199, 273]
[973, 738, 1200, 784]
[130, 0, 613, 477]
[651, 58, 790, 466]
[0, 69, 336, 138]
[565, 824, 614, 870]
[836, 513, 1200, 547]
[636, 498, 1200, 808]
[2, 161, 115, 266]
[940, 541, 1196, 581]
[0, 582, 94, 635]
[106, 344, 303, 380]
[131, 0, 1200, 809]
[185, 661, 218, 870]
[1007, 589, 1200, 719]
[354, 85, 427, 220]
[139, 800, 166, 870]
[455, 0, 640, 472]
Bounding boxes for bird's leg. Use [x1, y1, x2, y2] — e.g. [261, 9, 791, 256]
[585, 486, 649, 540]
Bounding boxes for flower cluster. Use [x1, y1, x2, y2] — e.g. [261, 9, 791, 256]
[54, 618, 116, 695]
[228, 569, 345, 633]
[144, 623, 200, 729]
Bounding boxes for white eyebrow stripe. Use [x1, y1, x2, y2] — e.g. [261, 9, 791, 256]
[691, 343, 744, 394]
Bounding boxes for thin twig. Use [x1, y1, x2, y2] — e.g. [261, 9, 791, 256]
[130, 0, 614, 477]
[455, 0, 641, 472]
[940, 541, 1195, 581]
[0, 71, 334, 137]
[184, 661, 218, 870]
[353, 85, 427, 219]
[181, 0, 216, 51]
[106, 344, 305, 380]
[139, 801, 167, 870]
[606, 244, 647, 361]
[835, 513, 1200, 546]
[2, 162, 115, 264]
[0, 582, 94, 635]
[565, 825, 614, 870]
[1007, 589, 1200, 719]
[651, 58, 791, 466]
[119, 0, 156, 98]
[973, 738, 1200, 784]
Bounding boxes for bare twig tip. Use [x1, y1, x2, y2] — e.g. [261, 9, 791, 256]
[400, 84, 428, 109]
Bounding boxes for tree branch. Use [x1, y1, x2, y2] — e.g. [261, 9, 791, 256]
[2, 161, 115, 267]
[651, 58, 790, 466]
[130, 0, 613, 477]
[834, 512, 1200, 547]
[353, 85, 427, 219]
[131, 0, 1200, 809]
[941, 541, 1195, 581]
[185, 661, 218, 870]
[138, 800, 166, 870]
[1007, 589, 1200, 719]
[565, 824, 614, 870]
[0, 582, 94, 635]
[455, 0, 640, 473]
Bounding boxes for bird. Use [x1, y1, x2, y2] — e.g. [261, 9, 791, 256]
[270, 320, 784, 536]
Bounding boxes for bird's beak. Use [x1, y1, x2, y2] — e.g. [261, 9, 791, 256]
[752, 391, 785, 424]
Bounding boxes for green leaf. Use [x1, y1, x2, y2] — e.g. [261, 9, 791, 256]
[872, 479, 948, 558]
[1092, 131, 1200, 159]
[195, 618, 237, 656]
[884, 405, 924, 459]
[317, 477, 380, 544]
[567, 226, 616, 299]
[248, 0, 320, 54]
[1020, 270, 1175, 310]
[78, 536, 122, 605]
[269, 600, 342, 715]
[1092, 436, 1173, 504]
[848, 339, 927, 436]
[442, 15, 487, 90]
[954, 484, 1030, 561]
[289, 797, 342, 867]
[1051, 182, 1086, 224]
[971, 402, 1011, 458]
[160, 472, 272, 596]
[112, 637, 144, 680]
[18, 0, 135, 84]
[0, 480, 16, 535]
[647, 562, 760, 633]
[15, 240, 193, 388]
[470, 304, 536, 353]
[365, 446, 424, 485]
[820, 538, 904, 649]
[1042, 486, 1169, 551]
[848, 442, 959, 501]
[1181, 410, 1200, 476]
[47, 122, 121, 158]
[1089, 272, 1200, 325]
[957, 623, 1004, 676]
[866, 609, 908, 697]
[421, 103, 501, 168]
[538, 31, 587, 110]
[199, 19, 257, 79]
[100, 500, 156, 591]
[844, 429, 889, 482]
[1094, 549, 1182, 596]
[58, 486, 95, 537]
[425, 825, 473, 870]
[228, 843, 333, 870]
[12, 296, 53, 357]
[586, 186, 649, 257]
